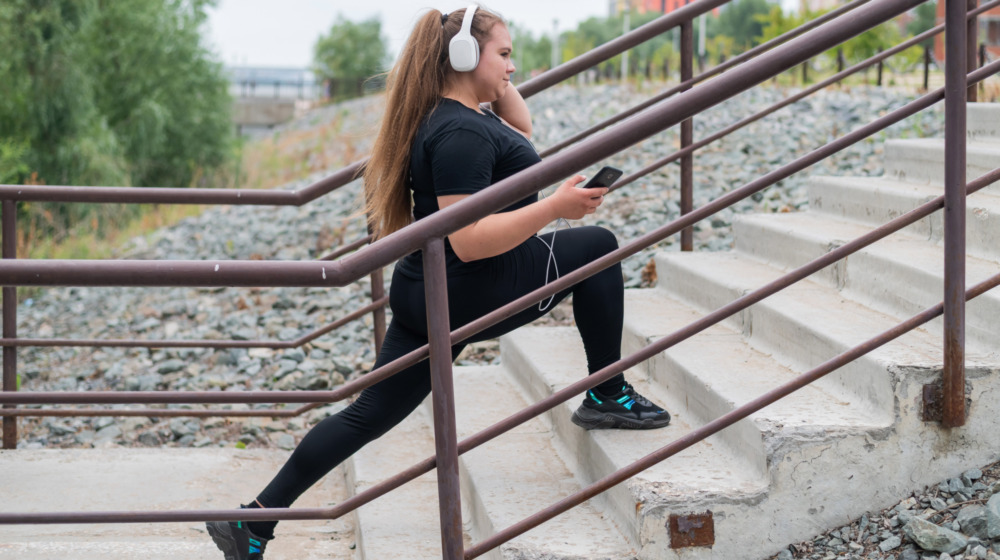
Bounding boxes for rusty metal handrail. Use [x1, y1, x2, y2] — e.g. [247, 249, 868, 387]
[4, 63, 995, 527]
[0, 0, 945, 412]
[4, 162, 996, 527]
[1, 2, 983, 559]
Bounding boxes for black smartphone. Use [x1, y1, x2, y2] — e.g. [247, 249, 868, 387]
[581, 166, 623, 189]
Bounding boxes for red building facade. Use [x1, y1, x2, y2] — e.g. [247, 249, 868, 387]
[934, 0, 1000, 61]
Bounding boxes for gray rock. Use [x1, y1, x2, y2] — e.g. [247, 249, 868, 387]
[879, 535, 901, 552]
[169, 418, 199, 438]
[94, 424, 122, 445]
[902, 517, 968, 554]
[956, 505, 989, 539]
[273, 433, 296, 450]
[930, 497, 948, 511]
[986, 493, 1000, 539]
[156, 359, 187, 375]
[137, 431, 161, 446]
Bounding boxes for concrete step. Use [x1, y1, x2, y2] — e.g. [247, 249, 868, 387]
[0, 448, 355, 560]
[429, 365, 634, 560]
[968, 102, 1000, 141]
[732, 211, 1000, 350]
[884, 137, 1000, 186]
[655, 250, 953, 413]
[621, 288, 892, 439]
[808, 175, 1000, 261]
[499, 327, 769, 557]
[346, 402, 448, 559]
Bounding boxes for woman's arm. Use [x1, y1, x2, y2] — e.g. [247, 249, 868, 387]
[439, 176, 607, 262]
[490, 84, 532, 138]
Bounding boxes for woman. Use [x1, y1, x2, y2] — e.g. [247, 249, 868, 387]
[207, 5, 670, 558]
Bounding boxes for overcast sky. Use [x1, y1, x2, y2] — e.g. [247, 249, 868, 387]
[204, 0, 614, 69]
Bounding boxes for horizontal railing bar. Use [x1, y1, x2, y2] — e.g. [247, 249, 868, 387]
[466, 270, 1000, 558]
[317, 234, 373, 261]
[1, 407, 299, 418]
[612, 0, 1000, 192]
[0, 0, 924, 291]
[0, 295, 387, 349]
[0, 161, 363, 205]
[538, 0, 873, 157]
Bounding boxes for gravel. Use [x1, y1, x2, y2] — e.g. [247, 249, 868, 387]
[14, 82, 974, 557]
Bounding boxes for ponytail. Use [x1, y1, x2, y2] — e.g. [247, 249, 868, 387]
[363, 6, 504, 239]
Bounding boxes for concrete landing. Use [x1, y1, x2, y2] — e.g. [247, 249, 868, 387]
[0, 448, 355, 560]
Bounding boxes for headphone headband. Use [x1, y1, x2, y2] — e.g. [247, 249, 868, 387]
[459, 5, 477, 36]
[449, 4, 480, 72]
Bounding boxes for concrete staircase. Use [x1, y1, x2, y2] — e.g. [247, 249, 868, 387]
[345, 103, 1000, 559]
[4, 105, 998, 560]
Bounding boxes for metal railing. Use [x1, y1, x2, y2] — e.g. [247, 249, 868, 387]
[1, 0, 996, 558]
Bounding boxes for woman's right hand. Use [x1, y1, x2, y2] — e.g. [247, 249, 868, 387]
[546, 175, 608, 220]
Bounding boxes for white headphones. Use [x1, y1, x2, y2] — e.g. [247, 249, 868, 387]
[448, 5, 480, 72]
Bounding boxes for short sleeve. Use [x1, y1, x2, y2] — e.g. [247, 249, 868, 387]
[429, 128, 496, 196]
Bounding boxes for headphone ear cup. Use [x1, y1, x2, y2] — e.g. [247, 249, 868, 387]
[449, 35, 479, 72]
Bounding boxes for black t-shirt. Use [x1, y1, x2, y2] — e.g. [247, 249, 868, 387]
[396, 98, 542, 279]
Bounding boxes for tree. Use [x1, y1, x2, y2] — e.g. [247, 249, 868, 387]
[906, 2, 938, 48]
[709, 0, 775, 52]
[313, 15, 388, 99]
[508, 22, 553, 80]
[0, 0, 232, 189]
[0, 0, 234, 248]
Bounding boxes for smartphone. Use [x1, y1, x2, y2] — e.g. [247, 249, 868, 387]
[581, 166, 623, 189]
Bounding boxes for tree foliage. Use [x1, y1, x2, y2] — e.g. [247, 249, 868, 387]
[508, 22, 554, 81]
[906, 2, 938, 48]
[558, 11, 675, 79]
[0, 0, 232, 189]
[709, 0, 775, 52]
[313, 15, 388, 99]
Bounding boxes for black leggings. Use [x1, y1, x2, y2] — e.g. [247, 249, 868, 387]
[254, 226, 625, 522]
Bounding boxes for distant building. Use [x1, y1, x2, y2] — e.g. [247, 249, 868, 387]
[934, 0, 1000, 62]
[610, 0, 719, 16]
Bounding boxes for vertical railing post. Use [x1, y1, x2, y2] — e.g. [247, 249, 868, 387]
[2, 200, 17, 449]
[967, 0, 979, 101]
[422, 237, 463, 559]
[365, 221, 387, 355]
[942, 0, 968, 428]
[370, 267, 386, 354]
[924, 44, 932, 91]
[877, 50, 884, 86]
[680, 18, 694, 252]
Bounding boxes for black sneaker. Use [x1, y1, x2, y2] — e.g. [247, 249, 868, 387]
[571, 383, 671, 430]
[206, 519, 269, 560]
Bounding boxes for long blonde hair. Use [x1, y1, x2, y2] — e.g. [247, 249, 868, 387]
[363, 6, 504, 239]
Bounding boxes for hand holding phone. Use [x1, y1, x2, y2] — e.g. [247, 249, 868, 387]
[580, 166, 623, 190]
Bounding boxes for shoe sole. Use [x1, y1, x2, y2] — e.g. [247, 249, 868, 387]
[206, 520, 239, 560]
[571, 407, 671, 430]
